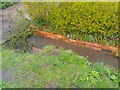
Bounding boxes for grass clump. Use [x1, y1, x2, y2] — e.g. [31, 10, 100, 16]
[1, 45, 119, 88]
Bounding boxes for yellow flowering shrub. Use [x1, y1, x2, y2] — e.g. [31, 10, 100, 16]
[23, 2, 118, 47]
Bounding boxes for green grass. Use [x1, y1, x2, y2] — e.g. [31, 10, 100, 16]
[0, 2, 18, 9]
[1, 45, 119, 88]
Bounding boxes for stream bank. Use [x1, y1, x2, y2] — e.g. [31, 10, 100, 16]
[29, 36, 119, 69]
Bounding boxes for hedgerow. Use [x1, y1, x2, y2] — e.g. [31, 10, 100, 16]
[23, 2, 118, 47]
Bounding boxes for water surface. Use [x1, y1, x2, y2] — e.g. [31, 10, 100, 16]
[29, 36, 119, 69]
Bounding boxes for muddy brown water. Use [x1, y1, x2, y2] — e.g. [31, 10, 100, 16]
[29, 36, 119, 69]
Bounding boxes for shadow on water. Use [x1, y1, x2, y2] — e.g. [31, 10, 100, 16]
[29, 36, 119, 69]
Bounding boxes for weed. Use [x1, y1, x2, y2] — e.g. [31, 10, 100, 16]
[3, 9, 35, 51]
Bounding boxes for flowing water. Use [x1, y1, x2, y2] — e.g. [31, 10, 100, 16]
[29, 36, 119, 69]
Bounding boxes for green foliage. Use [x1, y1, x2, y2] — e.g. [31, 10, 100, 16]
[0, 2, 18, 9]
[1, 45, 119, 88]
[3, 6, 37, 52]
[4, 18, 33, 51]
[94, 78, 115, 88]
[23, 2, 118, 47]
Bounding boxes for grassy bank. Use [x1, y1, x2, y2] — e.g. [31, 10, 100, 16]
[1, 45, 118, 88]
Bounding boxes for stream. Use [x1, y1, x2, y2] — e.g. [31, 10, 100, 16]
[29, 36, 119, 69]
[2, 3, 119, 70]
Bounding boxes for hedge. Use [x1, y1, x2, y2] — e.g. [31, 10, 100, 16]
[23, 2, 118, 47]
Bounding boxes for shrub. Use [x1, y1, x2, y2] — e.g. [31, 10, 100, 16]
[23, 2, 118, 47]
[0, 2, 18, 9]
[3, 17, 34, 51]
